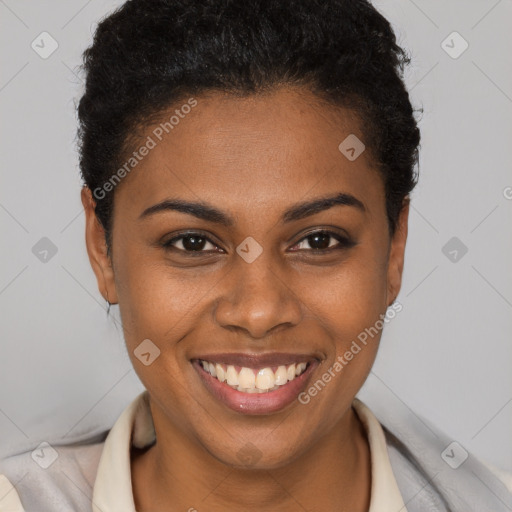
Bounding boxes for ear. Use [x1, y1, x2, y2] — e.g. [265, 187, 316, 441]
[81, 186, 118, 304]
[386, 199, 409, 307]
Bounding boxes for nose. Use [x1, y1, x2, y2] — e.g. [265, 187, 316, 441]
[213, 256, 303, 340]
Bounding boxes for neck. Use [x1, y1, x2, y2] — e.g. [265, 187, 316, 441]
[131, 403, 371, 512]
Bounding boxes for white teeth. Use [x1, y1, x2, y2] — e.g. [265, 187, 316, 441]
[295, 362, 307, 376]
[200, 360, 309, 393]
[215, 363, 226, 382]
[238, 386, 260, 393]
[256, 368, 275, 390]
[226, 365, 239, 386]
[274, 365, 288, 385]
[238, 367, 256, 389]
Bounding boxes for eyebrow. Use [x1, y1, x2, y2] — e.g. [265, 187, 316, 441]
[139, 192, 365, 226]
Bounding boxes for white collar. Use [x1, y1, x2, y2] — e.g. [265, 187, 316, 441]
[92, 390, 407, 512]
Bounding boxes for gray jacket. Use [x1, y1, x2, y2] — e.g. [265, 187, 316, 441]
[1, 396, 511, 511]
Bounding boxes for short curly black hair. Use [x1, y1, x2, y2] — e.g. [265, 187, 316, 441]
[78, 0, 421, 248]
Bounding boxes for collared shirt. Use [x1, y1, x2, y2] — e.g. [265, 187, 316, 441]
[0, 390, 408, 512]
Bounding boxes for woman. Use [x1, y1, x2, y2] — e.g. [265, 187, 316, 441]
[1, 0, 511, 510]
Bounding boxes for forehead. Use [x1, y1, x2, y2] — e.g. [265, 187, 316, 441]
[114, 87, 384, 221]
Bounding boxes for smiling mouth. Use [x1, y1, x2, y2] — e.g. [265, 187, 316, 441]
[198, 359, 310, 393]
[191, 352, 320, 414]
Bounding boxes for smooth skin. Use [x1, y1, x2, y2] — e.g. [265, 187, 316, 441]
[82, 86, 409, 512]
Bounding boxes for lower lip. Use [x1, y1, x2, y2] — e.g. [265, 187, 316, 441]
[192, 360, 318, 415]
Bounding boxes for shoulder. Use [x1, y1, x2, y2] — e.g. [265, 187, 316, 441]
[0, 473, 24, 511]
[374, 404, 512, 511]
[0, 431, 108, 512]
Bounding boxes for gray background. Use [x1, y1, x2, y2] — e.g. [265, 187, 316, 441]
[1, 0, 511, 472]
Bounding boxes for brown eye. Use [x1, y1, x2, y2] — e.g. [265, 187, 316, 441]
[163, 233, 220, 253]
[305, 232, 332, 250]
[290, 230, 355, 252]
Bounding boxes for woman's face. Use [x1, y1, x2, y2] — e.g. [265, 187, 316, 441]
[83, 86, 408, 469]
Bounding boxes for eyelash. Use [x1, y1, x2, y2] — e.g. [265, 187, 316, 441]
[161, 230, 355, 255]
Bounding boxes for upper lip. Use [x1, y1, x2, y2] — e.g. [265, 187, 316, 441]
[192, 352, 320, 368]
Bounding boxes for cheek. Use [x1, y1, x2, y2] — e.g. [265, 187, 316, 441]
[294, 248, 389, 399]
[298, 249, 389, 341]
[115, 240, 390, 343]
[115, 261, 193, 344]
[113, 261, 200, 406]
[291, 259, 388, 423]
